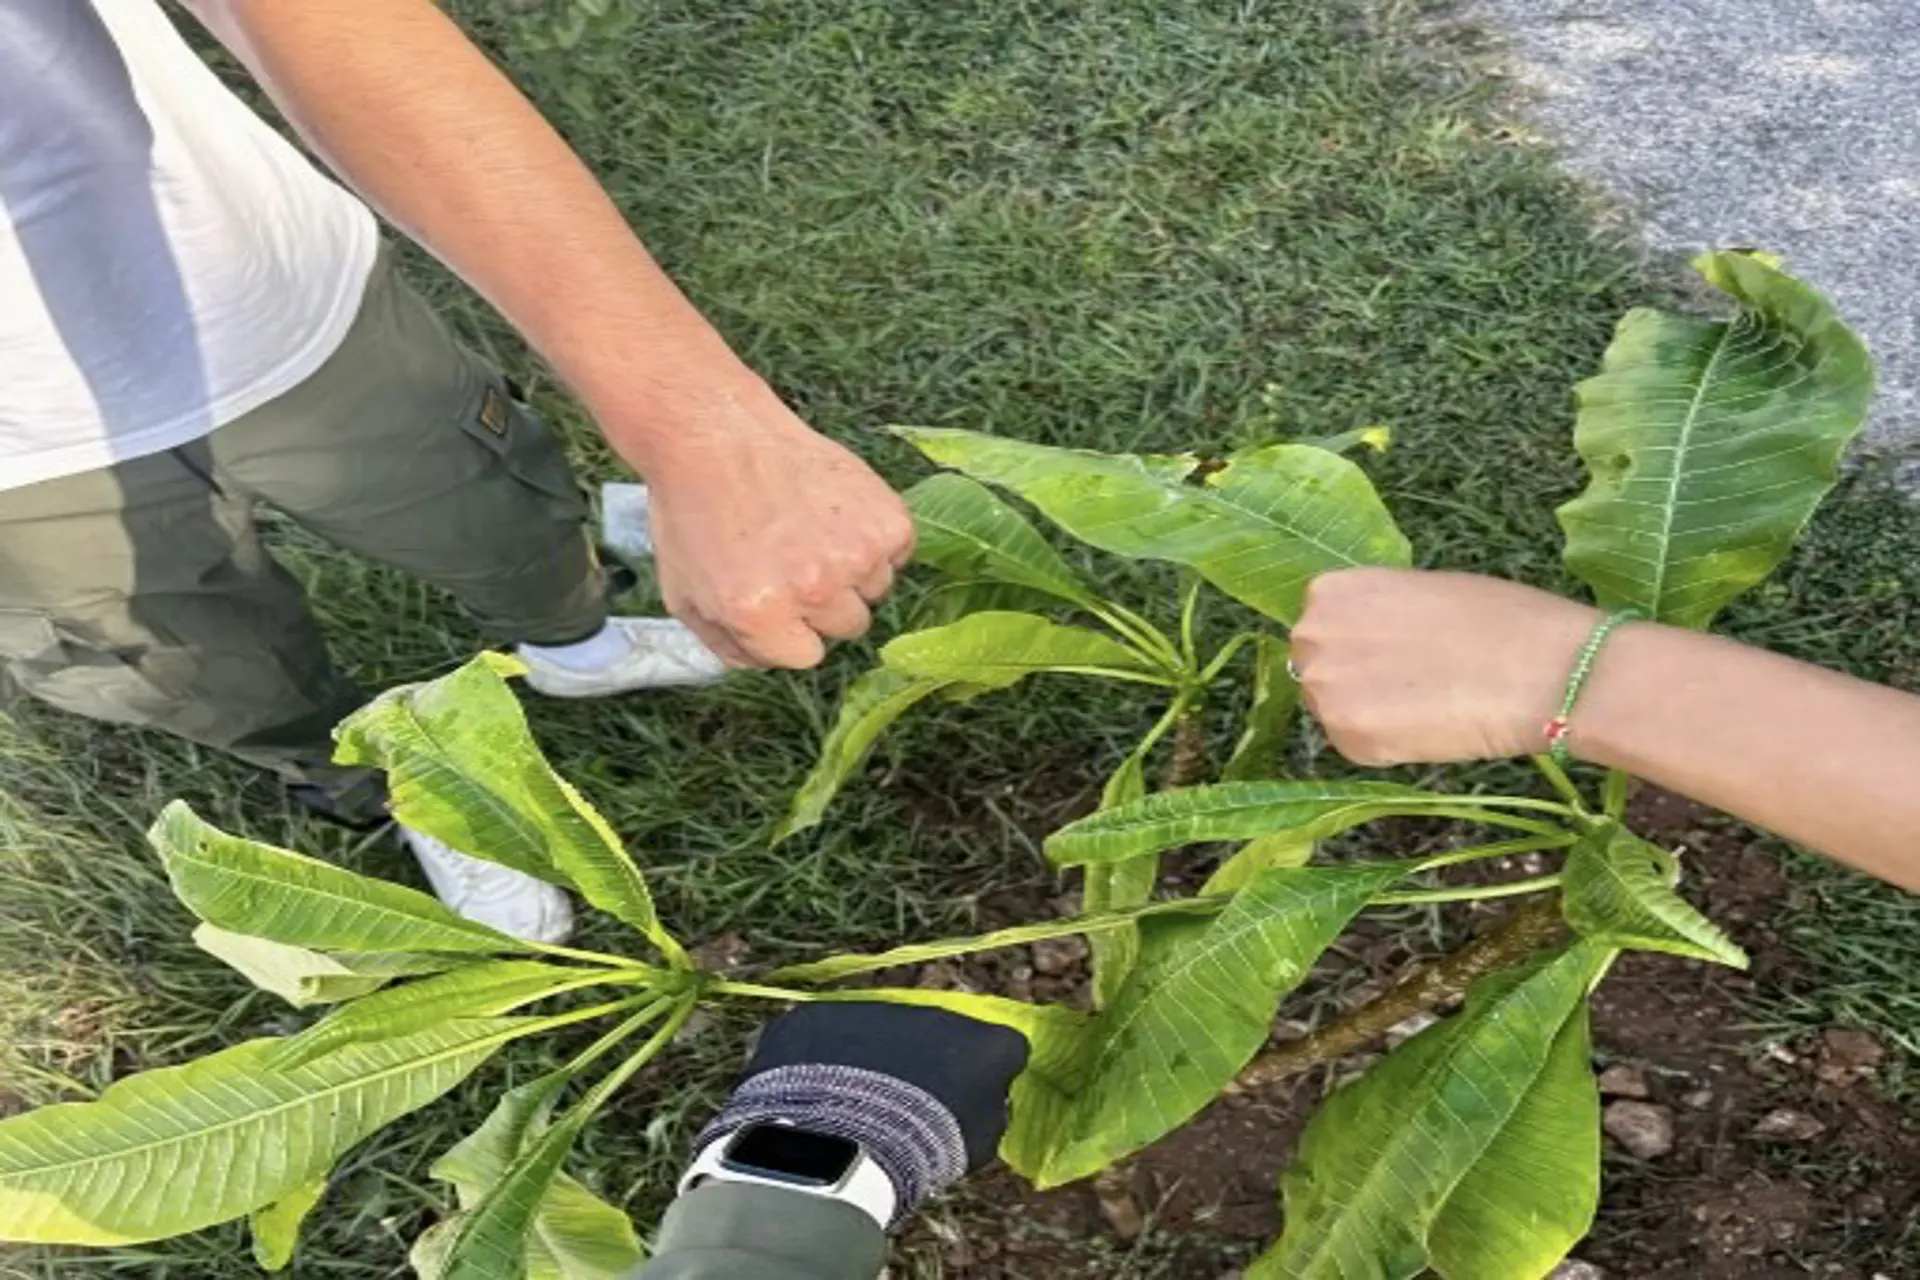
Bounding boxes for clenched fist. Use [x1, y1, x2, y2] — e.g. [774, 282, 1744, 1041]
[1291, 568, 1605, 765]
[641, 397, 913, 669]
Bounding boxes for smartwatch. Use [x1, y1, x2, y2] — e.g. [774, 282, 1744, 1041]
[678, 1121, 899, 1230]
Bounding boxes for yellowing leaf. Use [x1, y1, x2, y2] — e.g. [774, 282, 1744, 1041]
[1562, 823, 1747, 968]
[153, 802, 524, 955]
[335, 653, 683, 964]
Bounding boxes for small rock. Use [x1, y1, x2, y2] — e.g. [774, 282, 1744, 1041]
[1338, 980, 1386, 1012]
[1849, 1190, 1887, 1221]
[1597, 1063, 1651, 1099]
[1270, 1017, 1313, 1044]
[1031, 935, 1089, 975]
[1384, 1011, 1440, 1048]
[1094, 1167, 1144, 1240]
[1548, 1261, 1608, 1280]
[1752, 1108, 1826, 1142]
[1681, 1087, 1715, 1110]
[688, 932, 753, 972]
[1602, 1100, 1675, 1159]
[914, 961, 979, 993]
[671, 1007, 718, 1046]
[1816, 1027, 1886, 1086]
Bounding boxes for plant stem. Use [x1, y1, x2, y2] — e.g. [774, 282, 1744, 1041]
[1423, 805, 1577, 841]
[1530, 753, 1590, 813]
[1195, 632, 1257, 687]
[1413, 834, 1576, 873]
[1165, 707, 1208, 790]
[710, 979, 819, 1003]
[1092, 602, 1185, 672]
[545, 998, 699, 1138]
[527, 941, 661, 972]
[1051, 665, 1183, 687]
[556, 997, 672, 1077]
[1373, 873, 1561, 906]
[762, 894, 1228, 984]
[1603, 768, 1632, 820]
[1236, 897, 1565, 1089]
[1178, 576, 1204, 669]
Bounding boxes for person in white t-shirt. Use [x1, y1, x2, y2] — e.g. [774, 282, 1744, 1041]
[0, 0, 913, 943]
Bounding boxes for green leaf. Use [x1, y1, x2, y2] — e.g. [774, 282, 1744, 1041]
[1426, 994, 1601, 1279]
[1562, 823, 1747, 968]
[438, 1004, 689, 1280]
[1221, 636, 1300, 782]
[881, 611, 1169, 684]
[1557, 250, 1874, 629]
[250, 1177, 325, 1272]
[1202, 833, 1316, 895]
[1084, 742, 1154, 1009]
[0, 1018, 523, 1245]
[1252, 944, 1611, 1280]
[904, 473, 1096, 606]
[269, 961, 641, 1071]
[896, 429, 1410, 625]
[192, 923, 456, 1007]
[774, 668, 954, 844]
[421, 1074, 646, 1280]
[1046, 780, 1517, 866]
[828, 988, 1090, 1182]
[1036, 863, 1406, 1186]
[152, 801, 525, 955]
[910, 579, 1063, 629]
[335, 653, 683, 963]
[763, 896, 1220, 985]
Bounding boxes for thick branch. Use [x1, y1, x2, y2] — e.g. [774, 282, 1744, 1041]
[1237, 896, 1565, 1089]
[1164, 710, 1208, 790]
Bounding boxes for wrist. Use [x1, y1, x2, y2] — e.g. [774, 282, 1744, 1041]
[685, 1063, 966, 1229]
[1504, 600, 1605, 755]
[1558, 617, 1660, 766]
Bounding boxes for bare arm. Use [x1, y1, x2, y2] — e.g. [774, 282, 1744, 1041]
[1292, 569, 1920, 892]
[186, 0, 911, 668]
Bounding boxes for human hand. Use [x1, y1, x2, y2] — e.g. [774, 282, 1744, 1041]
[687, 1002, 1030, 1224]
[1291, 568, 1604, 765]
[635, 390, 913, 669]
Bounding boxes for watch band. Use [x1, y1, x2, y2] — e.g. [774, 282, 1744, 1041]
[679, 1127, 899, 1231]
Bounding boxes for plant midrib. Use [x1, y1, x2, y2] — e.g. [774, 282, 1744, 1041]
[0, 1024, 510, 1181]
[1646, 322, 1738, 617]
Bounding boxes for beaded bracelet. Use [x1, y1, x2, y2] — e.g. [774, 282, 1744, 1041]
[1543, 608, 1642, 765]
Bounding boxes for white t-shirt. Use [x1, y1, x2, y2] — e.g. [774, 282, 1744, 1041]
[0, 0, 377, 492]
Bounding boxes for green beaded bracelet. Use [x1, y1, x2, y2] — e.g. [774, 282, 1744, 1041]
[1543, 608, 1642, 765]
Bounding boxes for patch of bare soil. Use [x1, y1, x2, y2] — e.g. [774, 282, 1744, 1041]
[894, 789, 1920, 1279]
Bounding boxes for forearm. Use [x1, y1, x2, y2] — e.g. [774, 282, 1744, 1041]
[1572, 623, 1920, 890]
[635, 1184, 885, 1280]
[192, 0, 762, 475]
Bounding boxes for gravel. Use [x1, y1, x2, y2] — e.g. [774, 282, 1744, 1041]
[1463, 0, 1920, 476]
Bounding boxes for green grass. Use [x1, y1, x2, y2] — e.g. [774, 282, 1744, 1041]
[3, 0, 1916, 1274]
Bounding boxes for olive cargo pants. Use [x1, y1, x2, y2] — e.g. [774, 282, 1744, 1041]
[0, 249, 607, 822]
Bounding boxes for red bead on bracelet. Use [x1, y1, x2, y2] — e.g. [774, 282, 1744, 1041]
[1542, 716, 1572, 754]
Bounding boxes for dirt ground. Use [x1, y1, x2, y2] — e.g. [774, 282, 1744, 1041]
[894, 790, 1920, 1278]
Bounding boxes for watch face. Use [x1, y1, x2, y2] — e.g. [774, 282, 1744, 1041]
[721, 1124, 862, 1189]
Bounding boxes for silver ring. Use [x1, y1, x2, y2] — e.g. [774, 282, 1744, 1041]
[1285, 658, 1302, 682]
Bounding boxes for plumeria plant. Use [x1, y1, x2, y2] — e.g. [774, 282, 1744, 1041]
[0, 251, 1872, 1279]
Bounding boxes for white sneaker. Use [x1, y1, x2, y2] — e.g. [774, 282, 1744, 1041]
[401, 826, 575, 944]
[517, 616, 728, 699]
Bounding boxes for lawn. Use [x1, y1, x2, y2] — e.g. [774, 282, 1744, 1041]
[3, 0, 1916, 1275]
